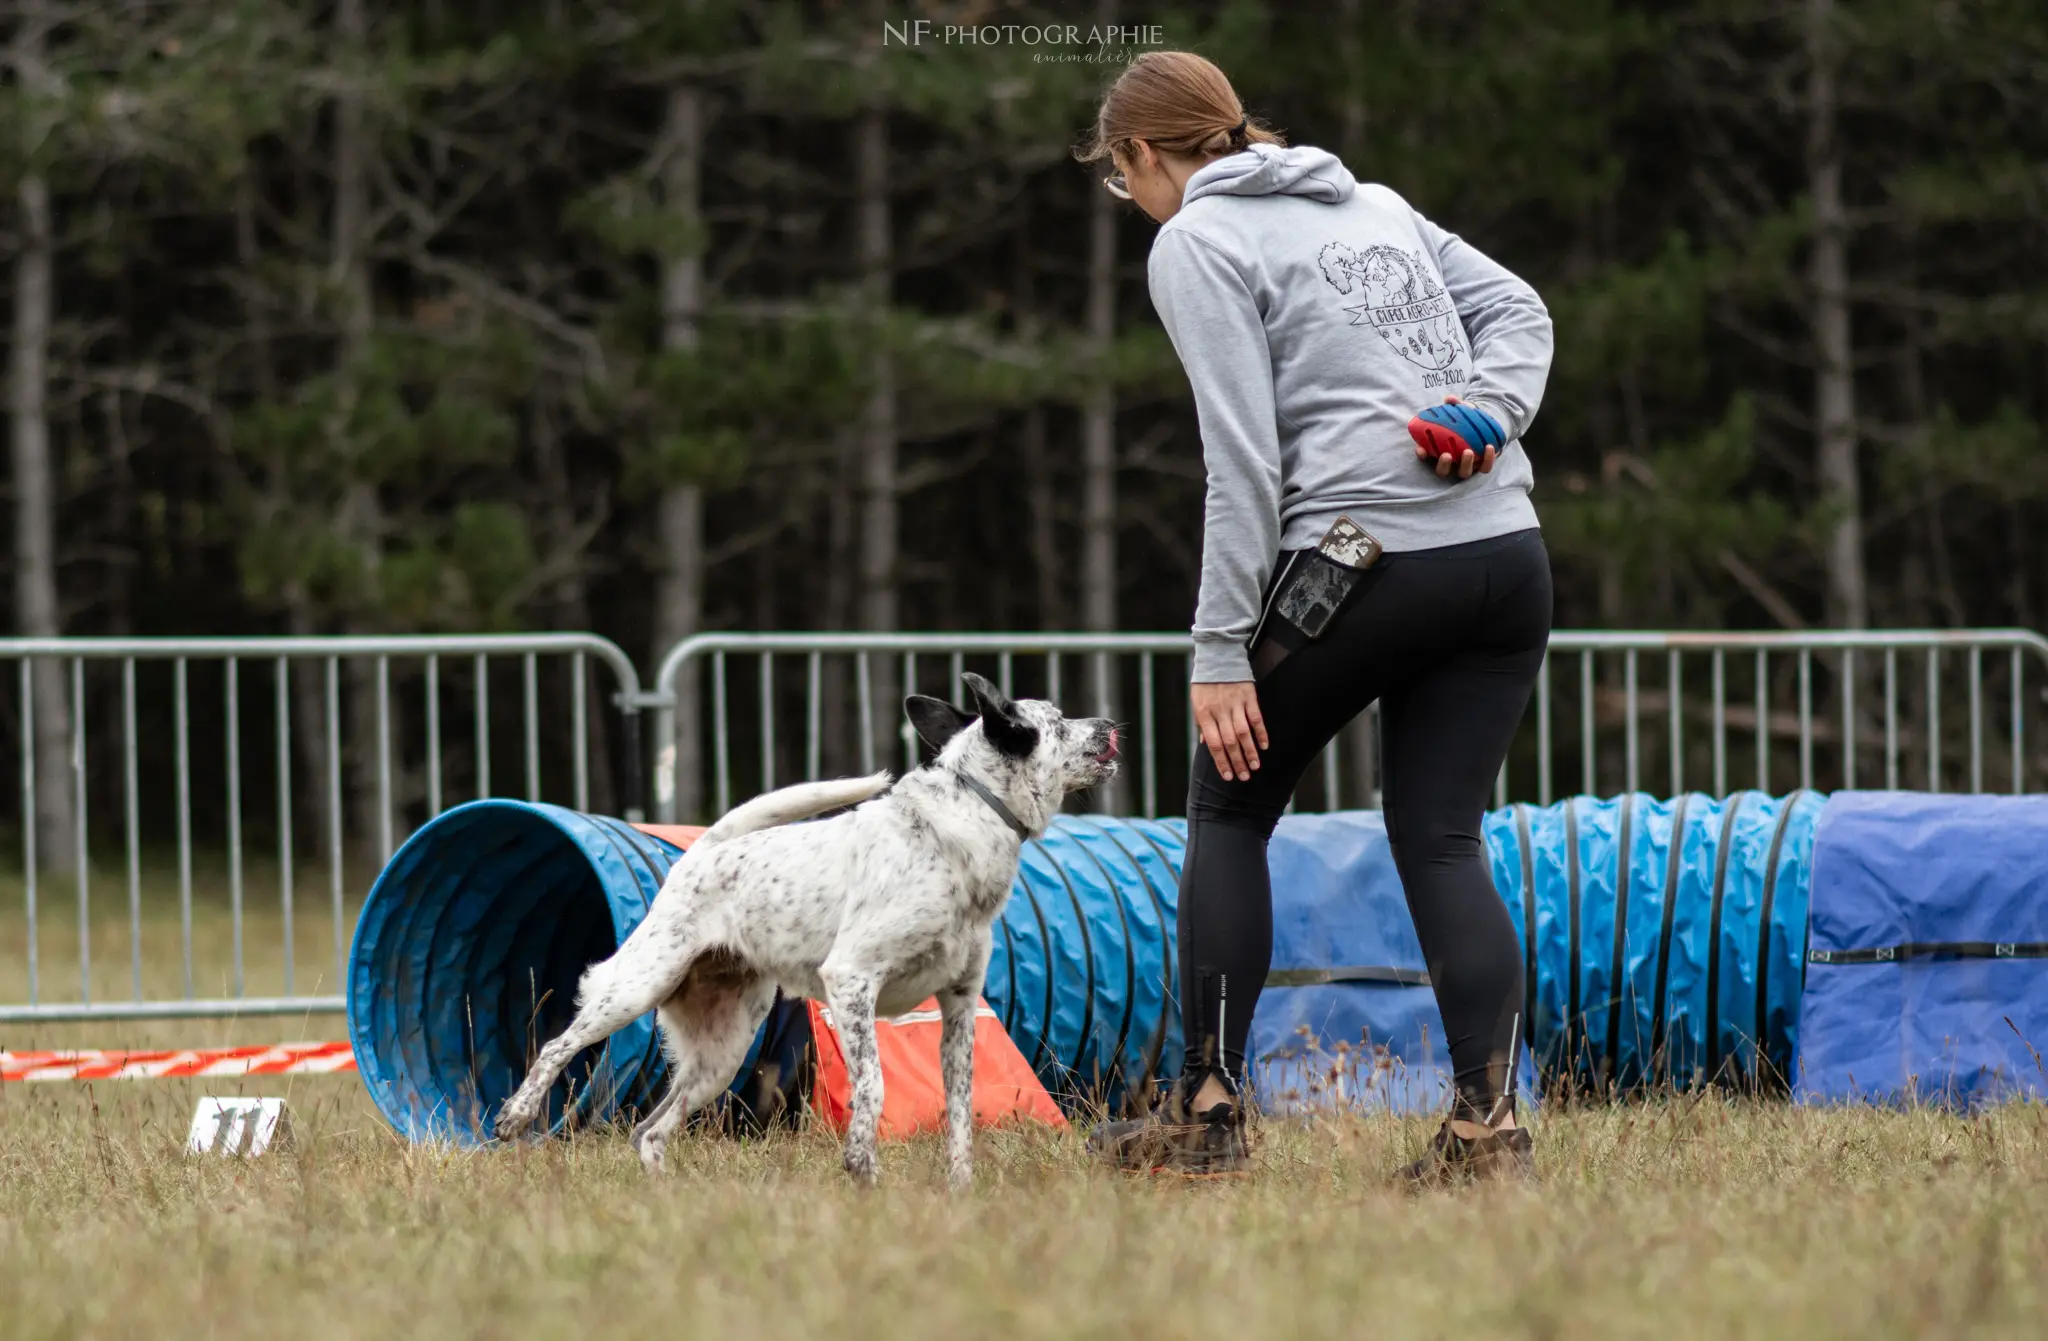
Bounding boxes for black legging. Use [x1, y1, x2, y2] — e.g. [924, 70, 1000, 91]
[1179, 527, 1551, 1119]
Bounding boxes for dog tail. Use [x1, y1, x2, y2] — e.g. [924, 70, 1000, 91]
[691, 771, 894, 850]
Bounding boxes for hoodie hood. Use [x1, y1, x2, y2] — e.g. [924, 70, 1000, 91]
[1182, 143, 1356, 206]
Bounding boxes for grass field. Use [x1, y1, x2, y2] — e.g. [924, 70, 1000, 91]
[4, 881, 2047, 1340]
[0, 859, 365, 1051]
[2, 1083, 2044, 1340]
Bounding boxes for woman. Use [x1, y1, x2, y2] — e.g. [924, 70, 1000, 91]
[1080, 51, 1554, 1184]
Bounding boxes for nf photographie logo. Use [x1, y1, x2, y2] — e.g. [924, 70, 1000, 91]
[882, 20, 1166, 49]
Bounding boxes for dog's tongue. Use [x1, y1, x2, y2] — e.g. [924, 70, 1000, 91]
[1098, 727, 1120, 761]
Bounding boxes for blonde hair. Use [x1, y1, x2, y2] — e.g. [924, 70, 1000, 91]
[1076, 50, 1284, 165]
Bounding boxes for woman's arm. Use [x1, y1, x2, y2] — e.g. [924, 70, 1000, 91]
[1148, 227, 1282, 687]
[1411, 210, 1553, 443]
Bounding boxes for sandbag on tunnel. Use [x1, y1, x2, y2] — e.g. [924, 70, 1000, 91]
[1795, 790, 2048, 1109]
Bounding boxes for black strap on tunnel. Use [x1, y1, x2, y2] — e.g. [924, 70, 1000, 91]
[1648, 792, 1691, 1073]
[1603, 793, 1636, 1088]
[1564, 800, 1583, 1077]
[1752, 790, 1809, 1082]
[1062, 819, 1140, 1094]
[1808, 941, 2048, 965]
[1017, 839, 1059, 1077]
[1103, 819, 1183, 1085]
[1702, 793, 1747, 1083]
[1042, 838, 1099, 1089]
[996, 910, 1019, 1039]
[1515, 804, 1536, 1065]
[1266, 966, 1432, 987]
[592, 814, 677, 891]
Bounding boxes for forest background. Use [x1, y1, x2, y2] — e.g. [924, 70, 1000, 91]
[5, 0, 2045, 832]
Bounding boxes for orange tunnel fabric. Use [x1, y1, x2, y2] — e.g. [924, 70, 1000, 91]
[808, 998, 1066, 1137]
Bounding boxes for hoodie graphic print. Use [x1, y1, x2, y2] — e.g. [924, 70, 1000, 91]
[1317, 243, 1465, 378]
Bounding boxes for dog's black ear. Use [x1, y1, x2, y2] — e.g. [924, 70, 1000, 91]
[963, 672, 1039, 760]
[904, 695, 974, 753]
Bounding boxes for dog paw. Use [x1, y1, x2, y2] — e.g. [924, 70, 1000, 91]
[635, 1136, 667, 1175]
[492, 1097, 536, 1140]
[842, 1147, 880, 1187]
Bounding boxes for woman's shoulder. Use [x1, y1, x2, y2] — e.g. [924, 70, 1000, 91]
[1347, 179, 1415, 213]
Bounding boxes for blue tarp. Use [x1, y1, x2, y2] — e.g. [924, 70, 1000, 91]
[1795, 791, 2048, 1109]
[1252, 811, 1528, 1113]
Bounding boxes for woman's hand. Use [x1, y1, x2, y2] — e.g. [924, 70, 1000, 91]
[1192, 681, 1269, 782]
[1409, 394, 1499, 480]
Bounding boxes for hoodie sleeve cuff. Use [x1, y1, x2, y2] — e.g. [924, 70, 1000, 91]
[1458, 395, 1521, 444]
[1190, 638, 1256, 684]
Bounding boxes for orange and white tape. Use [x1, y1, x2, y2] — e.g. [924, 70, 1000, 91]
[1, 1041, 356, 1082]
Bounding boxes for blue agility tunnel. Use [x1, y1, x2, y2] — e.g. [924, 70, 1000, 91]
[1248, 794, 1823, 1112]
[347, 798, 1825, 1137]
[349, 801, 755, 1142]
[1485, 790, 1826, 1091]
[347, 789, 2044, 1141]
[988, 817, 1186, 1103]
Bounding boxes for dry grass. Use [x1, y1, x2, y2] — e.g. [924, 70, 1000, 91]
[0, 1082, 2043, 1341]
[3, 880, 2046, 1340]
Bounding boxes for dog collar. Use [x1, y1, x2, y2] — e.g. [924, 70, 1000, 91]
[959, 773, 1032, 841]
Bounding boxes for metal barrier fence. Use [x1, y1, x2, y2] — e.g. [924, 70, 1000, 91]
[8, 626, 2042, 1024]
[0, 635, 643, 1024]
[1519, 630, 2048, 804]
[649, 629, 2048, 824]
[648, 633, 1190, 823]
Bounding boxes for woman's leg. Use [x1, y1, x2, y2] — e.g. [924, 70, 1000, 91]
[1177, 642, 1395, 1081]
[1176, 756, 1284, 1080]
[1377, 543, 1551, 1123]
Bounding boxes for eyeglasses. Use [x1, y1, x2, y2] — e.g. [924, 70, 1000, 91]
[1103, 174, 1132, 200]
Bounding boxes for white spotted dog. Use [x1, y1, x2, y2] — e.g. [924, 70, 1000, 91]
[493, 672, 1118, 1187]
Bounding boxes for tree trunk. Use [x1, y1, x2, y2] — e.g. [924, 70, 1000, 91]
[239, 161, 334, 854]
[332, 0, 388, 862]
[1081, 81, 1124, 813]
[822, 429, 856, 776]
[653, 81, 707, 820]
[1022, 406, 1059, 626]
[534, 403, 615, 816]
[1806, 0, 1866, 629]
[9, 163, 74, 874]
[1338, 0, 1367, 164]
[1598, 450, 1625, 625]
[283, 589, 333, 856]
[855, 19, 899, 770]
[1014, 204, 1061, 630]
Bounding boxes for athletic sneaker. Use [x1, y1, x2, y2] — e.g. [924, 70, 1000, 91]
[1087, 1068, 1251, 1176]
[1397, 1118, 1535, 1188]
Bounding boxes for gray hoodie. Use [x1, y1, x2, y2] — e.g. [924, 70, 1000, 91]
[1147, 143, 1553, 682]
